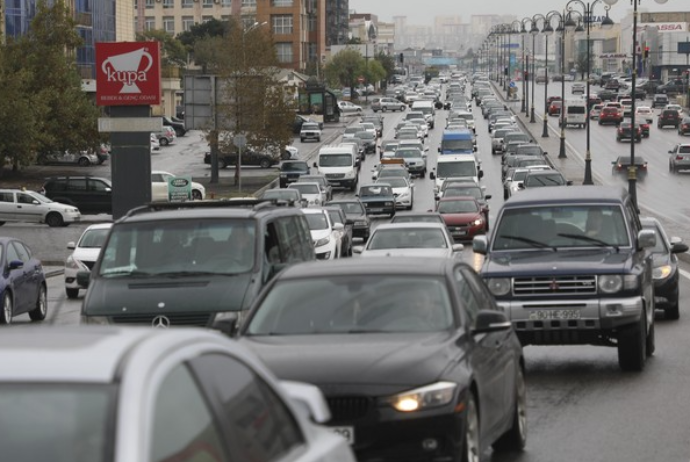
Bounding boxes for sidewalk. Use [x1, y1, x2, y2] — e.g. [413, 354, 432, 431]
[490, 80, 587, 185]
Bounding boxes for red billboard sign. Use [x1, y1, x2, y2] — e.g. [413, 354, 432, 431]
[95, 42, 161, 106]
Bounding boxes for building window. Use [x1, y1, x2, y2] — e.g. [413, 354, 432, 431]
[182, 16, 195, 31]
[221, 0, 232, 5]
[272, 15, 293, 35]
[308, 12, 316, 32]
[145, 0, 154, 9]
[181, 0, 193, 7]
[276, 43, 293, 64]
[242, 0, 256, 6]
[145, 17, 156, 30]
[202, 0, 213, 7]
[162, 0, 173, 8]
[272, 0, 293, 6]
[202, 16, 214, 23]
[163, 16, 175, 34]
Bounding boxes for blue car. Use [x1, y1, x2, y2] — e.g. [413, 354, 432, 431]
[0, 237, 47, 324]
[357, 183, 396, 218]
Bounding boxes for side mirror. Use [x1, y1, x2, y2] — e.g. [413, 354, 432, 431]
[8, 259, 24, 270]
[451, 244, 464, 252]
[485, 194, 492, 200]
[213, 312, 240, 337]
[472, 235, 488, 255]
[472, 310, 512, 335]
[352, 245, 364, 254]
[438, 147, 441, 152]
[312, 162, 317, 168]
[543, 151, 548, 156]
[76, 270, 91, 288]
[333, 222, 344, 231]
[637, 229, 656, 249]
[671, 241, 689, 253]
[67, 241, 76, 250]
[280, 381, 332, 424]
[566, 180, 573, 186]
[473, 146, 478, 152]
[478, 170, 484, 179]
[518, 182, 525, 190]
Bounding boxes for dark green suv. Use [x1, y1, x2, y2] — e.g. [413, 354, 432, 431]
[40, 176, 112, 215]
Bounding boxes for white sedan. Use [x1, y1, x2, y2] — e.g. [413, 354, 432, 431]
[338, 101, 363, 114]
[376, 177, 414, 210]
[0, 189, 80, 227]
[151, 171, 206, 201]
[302, 208, 344, 260]
[353, 222, 463, 257]
[64, 222, 112, 299]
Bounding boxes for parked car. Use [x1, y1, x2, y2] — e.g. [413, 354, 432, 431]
[151, 170, 206, 201]
[64, 222, 112, 299]
[40, 176, 113, 215]
[162, 115, 186, 137]
[36, 150, 100, 167]
[300, 122, 322, 142]
[238, 257, 527, 462]
[641, 216, 688, 320]
[257, 187, 307, 208]
[0, 189, 81, 227]
[0, 237, 47, 324]
[155, 126, 176, 146]
[353, 222, 463, 257]
[0, 326, 356, 462]
[658, 109, 681, 129]
[668, 143, 690, 173]
[337, 101, 363, 114]
[203, 149, 279, 169]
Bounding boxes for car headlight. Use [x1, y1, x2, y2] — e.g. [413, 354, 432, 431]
[65, 255, 88, 271]
[653, 265, 672, 280]
[471, 218, 483, 226]
[485, 278, 511, 296]
[315, 237, 330, 247]
[389, 382, 457, 412]
[598, 275, 623, 293]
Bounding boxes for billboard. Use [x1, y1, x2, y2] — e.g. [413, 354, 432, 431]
[95, 42, 161, 106]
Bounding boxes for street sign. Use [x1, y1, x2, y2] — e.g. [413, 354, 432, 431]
[234, 134, 247, 148]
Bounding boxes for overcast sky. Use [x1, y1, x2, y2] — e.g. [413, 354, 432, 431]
[348, 0, 684, 25]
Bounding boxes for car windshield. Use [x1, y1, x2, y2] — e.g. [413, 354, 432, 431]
[359, 185, 392, 196]
[331, 201, 365, 215]
[437, 200, 479, 213]
[516, 146, 543, 156]
[290, 183, 319, 195]
[378, 169, 407, 178]
[245, 275, 454, 334]
[357, 131, 375, 140]
[437, 162, 476, 178]
[392, 215, 444, 224]
[441, 139, 474, 151]
[281, 162, 307, 172]
[524, 174, 566, 187]
[261, 190, 299, 201]
[395, 149, 422, 159]
[368, 228, 448, 250]
[302, 123, 319, 130]
[305, 213, 329, 230]
[78, 228, 110, 248]
[493, 205, 630, 250]
[443, 187, 482, 199]
[380, 178, 407, 188]
[99, 219, 256, 276]
[0, 384, 112, 462]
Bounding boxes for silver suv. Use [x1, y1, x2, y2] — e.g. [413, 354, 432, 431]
[371, 97, 407, 112]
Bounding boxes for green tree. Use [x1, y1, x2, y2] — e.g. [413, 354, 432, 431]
[363, 59, 386, 89]
[375, 52, 396, 88]
[177, 18, 229, 50]
[137, 29, 187, 69]
[324, 49, 365, 98]
[6, 0, 100, 166]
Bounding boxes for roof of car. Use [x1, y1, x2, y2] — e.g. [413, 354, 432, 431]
[372, 222, 449, 231]
[0, 326, 241, 383]
[121, 199, 306, 222]
[275, 256, 458, 280]
[504, 185, 628, 207]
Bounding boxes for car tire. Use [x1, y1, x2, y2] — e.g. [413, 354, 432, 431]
[28, 285, 47, 322]
[192, 189, 203, 200]
[300, 138, 305, 142]
[259, 159, 272, 169]
[45, 212, 64, 227]
[665, 292, 680, 320]
[0, 291, 12, 325]
[66, 288, 80, 299]
[617, 313, 646, 372]
[492, 366, 527, 452]
[400, 106, 406, 111]
[460, 392, 480, 462]
[160, 138, 169, 146]
[78, 157, 91, 167]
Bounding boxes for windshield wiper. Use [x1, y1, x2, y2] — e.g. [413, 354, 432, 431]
[101, 269, 152, 278]
[557, 233, 620, 252]
[155, 271, 225, 277]
[498, 234, 555, 250]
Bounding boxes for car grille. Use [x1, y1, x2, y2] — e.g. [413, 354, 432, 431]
[326, 396, 372, 421]
[111, 313, 212, 326]
[513, 275, 597, 296]
[326, 173, 345, 179]
[365, 201, 390, 208]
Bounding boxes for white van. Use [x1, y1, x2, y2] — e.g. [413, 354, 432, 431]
[312, 144, 359, 191]
[429, 154, 483, 195]
[563, 99, 587, 128]
[411, 100, 436, 129]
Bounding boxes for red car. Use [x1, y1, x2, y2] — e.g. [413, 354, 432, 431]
[598, 106, 622, 125]
[435, 196, 487, 241]
[548, 101, 562, 117]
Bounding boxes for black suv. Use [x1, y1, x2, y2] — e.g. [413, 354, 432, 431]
[41, 176, 112, 215]
[473, 186, 657, 371]
[78, 200, 316, 332]
[658, 109, 681, 129]
[278, 160, 310, 188]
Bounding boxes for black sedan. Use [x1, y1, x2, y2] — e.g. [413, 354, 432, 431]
[203, 149, 278, 169]
[0, 237, 47, 324]
[238, 257, 526, 462]
[326, 199, 371, 241]
[642, 217, 688, 320]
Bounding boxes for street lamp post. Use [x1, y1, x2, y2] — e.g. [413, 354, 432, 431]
[535, 12, 561, 138]
[558, 12, 567, 158]
[604, 0, 669, 211]
[565, 1, 614, 186]
[530, 23, 537, 122]
[520, 23, 528, 113]
[521, 18, 533, 115]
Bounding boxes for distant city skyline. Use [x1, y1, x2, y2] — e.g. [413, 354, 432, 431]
[348, 0, 686, 25]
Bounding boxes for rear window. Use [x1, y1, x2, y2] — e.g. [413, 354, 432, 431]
[567, 106, 586, 114]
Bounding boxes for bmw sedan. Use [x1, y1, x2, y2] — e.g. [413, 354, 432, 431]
[239, 257, 527, 462]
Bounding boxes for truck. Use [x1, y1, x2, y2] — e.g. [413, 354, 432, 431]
[472, 185, 657, 372]
[429, 154, 483, 196]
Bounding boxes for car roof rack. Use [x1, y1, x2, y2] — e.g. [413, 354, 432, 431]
[124, 198, 290, 218]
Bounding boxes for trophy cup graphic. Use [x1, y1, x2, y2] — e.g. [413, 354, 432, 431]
[101, 47, 153, 94]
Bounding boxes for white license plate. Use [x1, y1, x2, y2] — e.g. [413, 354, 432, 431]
[528, 310, 581, 320]
[330, 426, 355, 444]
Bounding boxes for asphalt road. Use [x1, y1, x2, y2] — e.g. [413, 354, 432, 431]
[6, 83, 690, 461]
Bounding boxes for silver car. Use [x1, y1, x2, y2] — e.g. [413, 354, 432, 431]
[0, 326, 356, 462]
[0, 189, 80, 227]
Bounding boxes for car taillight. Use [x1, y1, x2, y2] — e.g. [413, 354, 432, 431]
[677, 156, 684, 161]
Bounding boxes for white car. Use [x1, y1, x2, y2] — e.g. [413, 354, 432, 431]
[150, 133, 160, 153]
[0, 189, 80, 227]
[302, 208, 344, 260]
[151, 170, 206, 201]
[635, 106, 654, 123]
[337, 101, 363, 114]
[407, 118, 429, 137]
[64, 222, 112, 299]
[664, 103, 684, 116]
[353, 222, 463, 257]
[289, 182, 326, 207]
[300, 122, 322, 142]
[0, 326, 357, 462]
[376, 177, 414, 210]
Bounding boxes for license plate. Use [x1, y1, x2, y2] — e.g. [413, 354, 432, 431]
[330, 426, 355, 444]
[528, 310, 581, 320]
[368, 208, 383, 213]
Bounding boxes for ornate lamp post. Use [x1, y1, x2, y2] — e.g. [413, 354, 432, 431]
[521, 18, 533, 114]
[565, 1, 614, 185]
[506, 22, 521, 99]
[604, 0, 669, 210]
[558, 11, 568, 158]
